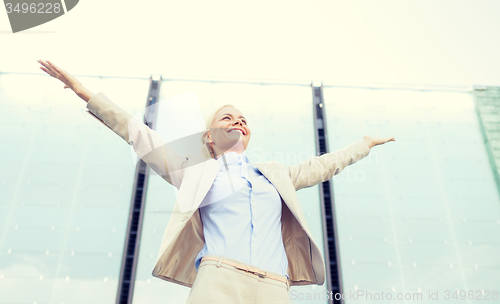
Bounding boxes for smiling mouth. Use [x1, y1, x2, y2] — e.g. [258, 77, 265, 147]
[228, 128, 246, 135]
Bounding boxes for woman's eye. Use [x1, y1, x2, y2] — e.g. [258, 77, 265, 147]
[222, 116, 230, 120]
[242, 121, 247, 125]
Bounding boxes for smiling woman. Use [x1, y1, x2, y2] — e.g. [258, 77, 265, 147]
[37, 59, 394, 304]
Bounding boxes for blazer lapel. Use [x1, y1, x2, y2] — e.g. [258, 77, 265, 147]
[193, 158, 222, 210]
[176, 158, 222, 214]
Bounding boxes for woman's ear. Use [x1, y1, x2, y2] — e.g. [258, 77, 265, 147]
[203, 130, 213, 144]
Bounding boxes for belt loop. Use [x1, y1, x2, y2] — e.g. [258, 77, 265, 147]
[216, 256, 223, 268]
[286, 278, 290, 291]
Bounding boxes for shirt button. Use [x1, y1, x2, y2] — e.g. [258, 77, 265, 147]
[182, 216, 189, 222]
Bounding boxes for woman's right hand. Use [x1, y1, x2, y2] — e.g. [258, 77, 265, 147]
[38, 59, 94, 102]
[38, 59, 83, 93]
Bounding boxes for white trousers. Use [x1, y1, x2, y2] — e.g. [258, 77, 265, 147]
[185, 255, 292, 304]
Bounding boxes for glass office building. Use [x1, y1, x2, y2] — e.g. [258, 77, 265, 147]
[1, 72, 499, 304]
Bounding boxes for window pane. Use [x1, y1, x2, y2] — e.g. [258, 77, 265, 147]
[324, 87, 500, 302]
[132, 81, 329, 303]
[0, 73, 149, 304]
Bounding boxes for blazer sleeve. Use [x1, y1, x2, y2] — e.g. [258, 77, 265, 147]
[85, 92, 187, 189]
[287, 140, 371, 191]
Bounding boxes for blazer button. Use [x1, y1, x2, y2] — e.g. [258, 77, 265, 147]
[182, 216, 189, 222]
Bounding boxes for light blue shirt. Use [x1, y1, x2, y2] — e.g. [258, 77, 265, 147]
[194, 152, 289, 278]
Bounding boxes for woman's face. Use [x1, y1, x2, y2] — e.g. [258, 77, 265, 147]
[208, 106, 251, 154]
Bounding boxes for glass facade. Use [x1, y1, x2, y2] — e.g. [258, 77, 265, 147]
[0, 73, 149, 303]
[2, 73, 499, 304]
[323, 88, 500, 303]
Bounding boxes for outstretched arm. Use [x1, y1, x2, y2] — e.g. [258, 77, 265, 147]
[38, 59, 187, 188]
[288, 135, 395, 191]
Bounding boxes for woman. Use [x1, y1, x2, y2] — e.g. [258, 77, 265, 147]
[38, 59, 395, 304]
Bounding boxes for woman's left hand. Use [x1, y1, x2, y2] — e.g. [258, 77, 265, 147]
[363, 135, 395, 149]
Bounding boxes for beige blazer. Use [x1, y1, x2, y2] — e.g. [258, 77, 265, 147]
[85, 92, 371, 288]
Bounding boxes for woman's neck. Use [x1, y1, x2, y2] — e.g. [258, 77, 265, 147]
[213, 141, 246, 159]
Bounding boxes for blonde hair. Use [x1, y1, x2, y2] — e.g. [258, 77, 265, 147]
[201, 104, 236, 159]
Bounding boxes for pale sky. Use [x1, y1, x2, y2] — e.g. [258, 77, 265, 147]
[1, 0, 499, 88]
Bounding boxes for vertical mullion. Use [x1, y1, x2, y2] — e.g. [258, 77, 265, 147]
[116, 76, 162, 304]
[312, 83, 342, 304]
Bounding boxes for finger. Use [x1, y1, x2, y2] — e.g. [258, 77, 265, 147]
[40, 66, 55, 77]
[47, 60, 64, 75]
[38, 60, 58, 76]
[38, 59, 52, 70]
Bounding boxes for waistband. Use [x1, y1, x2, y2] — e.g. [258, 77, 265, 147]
[200, 255, 290, 290]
